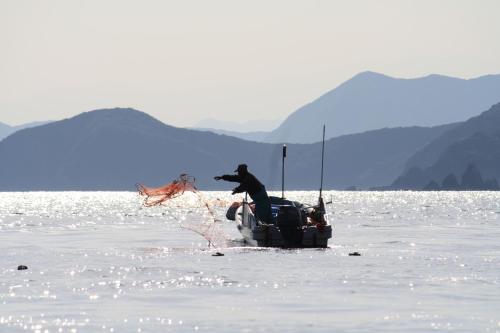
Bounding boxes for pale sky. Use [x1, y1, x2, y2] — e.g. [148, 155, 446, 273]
[2, 0, 500, 127]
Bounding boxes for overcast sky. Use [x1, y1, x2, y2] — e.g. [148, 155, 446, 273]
[2, 0, 500, 127]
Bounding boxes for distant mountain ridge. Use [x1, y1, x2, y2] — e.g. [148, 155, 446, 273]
[191, 118, 280, 142]
[0, 120, 52, 141]
[265, 72, 500, 143]
[192, 128, 269, 142]
[194, 118, 281, 132]
[0, 108, 453, 191]
[0, 122, 10, 140]
[391, 103, 500, 189]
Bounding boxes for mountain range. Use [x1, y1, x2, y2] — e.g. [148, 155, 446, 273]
[2, 70, 500, 191]
[0, 108, 454, 191]
[5, 71, 499, 147]
[263, 72, 500, 143]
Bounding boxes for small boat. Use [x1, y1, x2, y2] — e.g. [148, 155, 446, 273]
[225, 196, 332, 248]
[225, 125, 333, 248]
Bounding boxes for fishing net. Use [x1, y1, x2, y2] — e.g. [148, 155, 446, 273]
[137, 174, 229, 248]
[181, 217, 228, 248]
[136, 174, 197, 207]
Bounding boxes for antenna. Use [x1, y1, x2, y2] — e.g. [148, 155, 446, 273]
[319, 125, 326, 207]
[319, 125, 326, 197]
[282, 144, 287, 199]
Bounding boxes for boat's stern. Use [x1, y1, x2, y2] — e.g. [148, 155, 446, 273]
[227, 197, 333, 248]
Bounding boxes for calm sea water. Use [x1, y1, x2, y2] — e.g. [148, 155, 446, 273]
[1, 191, 499, 333]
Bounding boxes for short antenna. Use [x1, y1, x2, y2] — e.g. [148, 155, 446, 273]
[282, 144, 287, 199]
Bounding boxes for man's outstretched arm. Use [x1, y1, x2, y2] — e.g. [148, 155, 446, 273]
[214, 175, 242, 182]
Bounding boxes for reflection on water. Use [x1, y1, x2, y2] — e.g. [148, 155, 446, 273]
[1, 191, 500, 332]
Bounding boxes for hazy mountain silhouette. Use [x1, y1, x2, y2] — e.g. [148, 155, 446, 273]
[192, 118, 281, 142]
[0, 122, 10, 140]
[461, 164, 485, 190]
[0, 108, 452, 191]
[192, 128, 269, 142]
[402, 102, 500, 171]
[423, 164, 499, 191]
[391, 103, 500, 189]
[264, 72, 500, 143]
[285, 124, 456, 189]
[0, 108, 277, 190]
[0, 120, 52, 141]
[194, 118, 281, 132]
[441, 173, 461, 190]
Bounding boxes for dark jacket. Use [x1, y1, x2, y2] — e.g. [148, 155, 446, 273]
[221, 171, 273, 224]
[221, 172, 265, 196]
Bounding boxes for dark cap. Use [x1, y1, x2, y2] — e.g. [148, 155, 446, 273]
[234, 164, 248, 172]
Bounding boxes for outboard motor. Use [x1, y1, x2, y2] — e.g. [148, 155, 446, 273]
[276, 205, 303, 247]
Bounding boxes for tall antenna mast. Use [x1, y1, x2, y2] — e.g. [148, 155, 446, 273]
[319, 125, 326, 201]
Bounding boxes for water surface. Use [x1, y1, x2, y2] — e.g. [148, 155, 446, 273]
[1, 191, 499, 332]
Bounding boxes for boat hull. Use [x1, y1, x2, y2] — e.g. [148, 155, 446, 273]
[235, 202, 332, 248]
